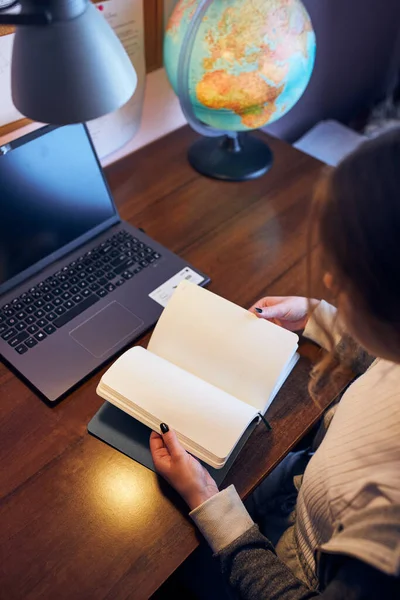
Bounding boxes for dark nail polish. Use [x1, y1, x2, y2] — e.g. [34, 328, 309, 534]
[160, 423, 169, 434]
[255, 308, 263, 314]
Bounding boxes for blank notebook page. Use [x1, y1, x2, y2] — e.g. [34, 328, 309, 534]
[148, 282, 298, 411]
[99, 347, 257, 463]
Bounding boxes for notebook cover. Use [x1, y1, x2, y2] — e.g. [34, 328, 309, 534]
[88, 401, 260, 486]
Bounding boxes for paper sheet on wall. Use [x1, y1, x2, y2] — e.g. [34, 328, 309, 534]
[0, 33, 23, 128]
[87, 0, 146, 159]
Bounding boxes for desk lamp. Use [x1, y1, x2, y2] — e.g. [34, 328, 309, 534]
[0, 0, 137, 124]
[165, 0, 316, 181]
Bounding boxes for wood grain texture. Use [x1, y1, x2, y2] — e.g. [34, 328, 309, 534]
[0, 23, 13, 37]
[0, 127, 345, 600]
[144, 0, 164, 73]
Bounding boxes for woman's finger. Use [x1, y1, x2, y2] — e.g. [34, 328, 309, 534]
[150, 430, 165, 453]
[255, 304, 290, 320]
[161, 427, 185, 459]
[249, 297, 285, 314]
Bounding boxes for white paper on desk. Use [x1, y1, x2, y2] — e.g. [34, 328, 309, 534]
[0, 33, 23, 127]
[87, 0, 146, 159]
[294, 120, 366, 167]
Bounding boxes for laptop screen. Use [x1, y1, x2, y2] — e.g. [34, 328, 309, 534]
[0, 124, 117, 291]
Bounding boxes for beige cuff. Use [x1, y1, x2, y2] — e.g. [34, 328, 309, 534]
[303, 300, 342, 350]
[190, 485, 254, 553]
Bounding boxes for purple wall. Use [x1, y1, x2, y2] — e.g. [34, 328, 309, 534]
[266, 0, 400, 141]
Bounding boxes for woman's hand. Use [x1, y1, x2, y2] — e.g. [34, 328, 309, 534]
[249, 296, 320, 331]
[150, 425, 219, 510]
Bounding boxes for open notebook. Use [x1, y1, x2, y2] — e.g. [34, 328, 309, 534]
[96, 282, 299, 469]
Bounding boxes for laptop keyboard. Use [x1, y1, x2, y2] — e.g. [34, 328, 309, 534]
[0, 230, 161, 355]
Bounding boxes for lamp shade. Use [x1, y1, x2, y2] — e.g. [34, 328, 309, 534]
[11, 2, 137, 124]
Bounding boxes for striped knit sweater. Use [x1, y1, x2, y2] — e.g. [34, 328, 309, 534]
[190, 301, 400, 587]
[297, 304, 400, 580]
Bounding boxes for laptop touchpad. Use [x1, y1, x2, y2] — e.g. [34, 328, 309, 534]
[70, 302, 144, 358]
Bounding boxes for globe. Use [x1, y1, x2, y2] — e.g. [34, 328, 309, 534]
[164, 0, 316, 133]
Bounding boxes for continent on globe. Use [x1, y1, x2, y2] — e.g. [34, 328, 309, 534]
[164, 0, 316, 132]
[197, 70, 284, 129]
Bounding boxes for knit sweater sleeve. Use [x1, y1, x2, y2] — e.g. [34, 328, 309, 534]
[303, 301, 374, 375]
[190, 489, 399, 599]
[303, 301, 341, 350]
[215, 525, 399, 599]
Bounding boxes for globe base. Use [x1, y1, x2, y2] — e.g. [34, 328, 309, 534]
[187, 133, 273, 182]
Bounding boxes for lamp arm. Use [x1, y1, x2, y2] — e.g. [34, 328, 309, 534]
[0, 12, 51, 25]
[0, 0, 89, 25]
[177, 0, 232, 138]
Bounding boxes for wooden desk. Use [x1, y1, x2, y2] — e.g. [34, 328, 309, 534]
[0, 127, 328, 600]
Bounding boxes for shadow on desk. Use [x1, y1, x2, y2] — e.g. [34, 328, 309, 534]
[151, 542, 231, 600]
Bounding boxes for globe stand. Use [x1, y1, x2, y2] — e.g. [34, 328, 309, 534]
[187, 132, 273, 182]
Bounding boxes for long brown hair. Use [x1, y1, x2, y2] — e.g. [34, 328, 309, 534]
[308, 129, 400, 398]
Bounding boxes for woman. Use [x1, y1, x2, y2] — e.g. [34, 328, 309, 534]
[150, 130, 400, 598]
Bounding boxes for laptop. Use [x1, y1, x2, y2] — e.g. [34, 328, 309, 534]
[0, 124, 209, 402]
